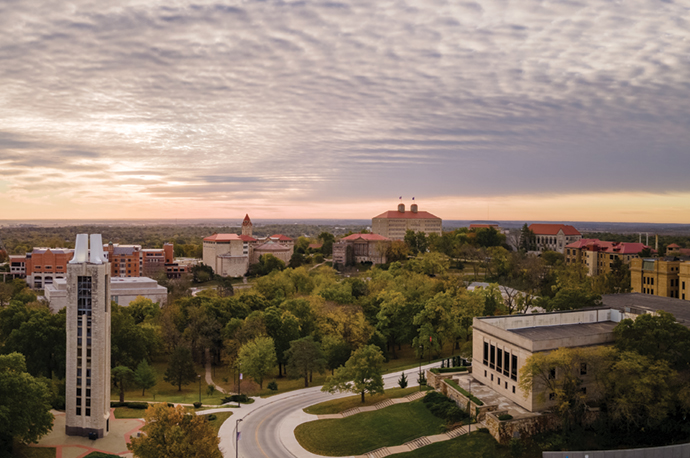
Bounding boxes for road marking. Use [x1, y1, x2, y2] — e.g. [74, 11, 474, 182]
[254, 416, 272, 458]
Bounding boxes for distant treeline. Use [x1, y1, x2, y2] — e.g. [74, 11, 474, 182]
[0, 224, 368, 255]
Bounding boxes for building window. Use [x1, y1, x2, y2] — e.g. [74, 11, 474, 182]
[505, 382, 508, 389]
[511, 355, 518, 381]
[483, 342, 489, 365]
[77, 276, 92, 316]
[549, 368, 556, 379]
[491, 374, 494, 381]
[549, 393, 555, 401]
[580, 363, 587, 375]
[76, 407, 81, 415]
[497, 349, 503, 372]
[76, 398, 81, 406]
[512, 386, 516, 394]
[503, 351, 510, 376]
[85, 409, 90, 417]
[490, 345, 495, 369]
[76, 388, 81, 397]
[581, 387, 587, 394]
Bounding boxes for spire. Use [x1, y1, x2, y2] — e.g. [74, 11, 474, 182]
[242, 214, 251, 225]
[242, 214, 253, 236]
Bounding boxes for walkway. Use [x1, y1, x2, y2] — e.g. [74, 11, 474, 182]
[205, 348, 228, 394]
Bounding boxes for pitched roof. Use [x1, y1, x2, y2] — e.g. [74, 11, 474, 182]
[565, 239, 648, 254]
[529, 224, 581, 236]
[254, 241, 291, 252]
[239, 235, 257, 242]
[269, 234, 293, 241]
[667, 243, 681, 248]
[341, 233, 390, 242]
[203, 233, 241, 242]
[373, 210, 440, 220]
[242, 214, 252, 226]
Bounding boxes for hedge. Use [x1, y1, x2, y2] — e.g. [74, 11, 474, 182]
[498, 414, 513, 421]
[430, 367, 469, 374]
[446, 380, 484, 406]
[221, 394, 251, 404]
[110, 401, 149, 409]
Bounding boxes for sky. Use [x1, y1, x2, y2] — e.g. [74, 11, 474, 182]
[1, 0, 689, 223]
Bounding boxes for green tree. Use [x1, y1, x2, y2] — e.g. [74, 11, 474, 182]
[265, 307, 300, 377]
[238, 336, 277, 389]
[474, 227, 505, 248]
[322, 335, 351, 375]
[164, 346, 198, 391]
[413, 291, 457, 356]
[127, 296, 160, 324]
[376, 291, 410, 359]
[0, 353, 54, 455]
[112, 366, 134, 403]
[398, 372, 408, 389]
[318, 232, 335, 256]
[111, 303, 158, 368]
[386, 240, 410, 262]
[285, 337, 327, 387]
[128, 404, 221, 458]
[519, 224, 536, 251]
[133, 359, 158, 396]
[322, 344, 385, 403]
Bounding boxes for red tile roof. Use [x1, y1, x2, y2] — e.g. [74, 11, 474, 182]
[239, 235, 257, 242]
[667, 243, 681, 248]
[204, 233, 241, 242]
[565, 239, 649, 254]
[242, 214, 252, 226]
[341, 233, 390, 241]
[529, 224, 581, 236]
[373, 210, 440, 220]
[254, 241, 291, 252]
[308, 243, 323, 249]
[269, 234, 293, 241]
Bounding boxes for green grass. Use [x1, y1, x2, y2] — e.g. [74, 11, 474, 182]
[387, 430, 510, 458]
[83, 453, 120, 458]
[295, 400, 446, 456]
[12, 443, 55, 458]
[305, 386, 432, 415]
[113, 406, 147, 419]
[200, 412, 233, 435]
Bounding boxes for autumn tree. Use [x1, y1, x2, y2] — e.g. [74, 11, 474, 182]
[285, 337, 327, 387]
[322, 344, 385, 403]
[238, 336, 277, 389]
[128, 404, 221, 458]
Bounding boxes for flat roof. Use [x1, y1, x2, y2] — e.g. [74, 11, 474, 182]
[509, 321, 618, 341]
[602, 293, 690, 328]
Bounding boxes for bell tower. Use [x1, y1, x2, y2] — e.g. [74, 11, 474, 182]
[242, 214, 253, 237]
[65, 234, 111, 438]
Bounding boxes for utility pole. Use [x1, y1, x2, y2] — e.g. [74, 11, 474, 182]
[235, 418, 243, 458]
[418, 344, 423, 392]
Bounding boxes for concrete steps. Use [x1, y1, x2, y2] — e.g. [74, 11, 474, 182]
[367, 446, 392, 458]
[405, 436, 432, 450]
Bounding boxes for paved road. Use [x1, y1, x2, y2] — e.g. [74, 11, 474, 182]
[218, 363, 438, 458]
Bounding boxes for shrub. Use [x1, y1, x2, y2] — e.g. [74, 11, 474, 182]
[167, 403, 175, 407]
[314, 254, 324, 263]
[110, 401, 127, 408]
[267, 380, 278, 391]
[499, 414, 514, 421]
[84, 453, 120, 458]
[430, 367, 469, 374]
[193, 402, 202, 408]
[423, 391, 468, 424]
[207, 414, 217, 421]
[221, 394, 251, 404]
[127, 402, 149, 409]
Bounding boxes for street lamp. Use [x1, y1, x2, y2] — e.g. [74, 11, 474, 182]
[197, 374, 201, 404]
[468, 378, 472, 433]
[418, 344, 423, 392]
[235, 418, 243, 458]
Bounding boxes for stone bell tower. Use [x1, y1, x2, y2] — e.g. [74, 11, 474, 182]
[242, 214, 253, 237]
[65, 234, 111, 438]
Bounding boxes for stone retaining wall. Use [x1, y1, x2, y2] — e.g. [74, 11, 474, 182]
[485, 410, 560, 445]
[442, 379, 496, 421]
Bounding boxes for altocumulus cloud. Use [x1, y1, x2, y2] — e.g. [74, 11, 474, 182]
[0, 0, 689, 215]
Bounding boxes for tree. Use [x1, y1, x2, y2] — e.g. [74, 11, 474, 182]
[474, 227, 505, 248]
[112, 366, 134, 403]
[127, 404, 221, 458]
[0, 353, 54, 455]
[164, 346, 198, 391]
[519, 224, 536, 252]
[404, 230, 428, 255]
[322, 335, 351, 375]
[285, 337, 327, 387]
[413, 291, 457, 356]
[386, 241, 410, 262]
[265, 307, 300, 377]
[319, 232, 335, 256]
[134, 359, 158, 396]
[376, 291, 410, 359]
[398, 372, 408, 389]
[127, 296, 160, 324]
[238, 336, 277, 389]
[322, 344, 385, 403]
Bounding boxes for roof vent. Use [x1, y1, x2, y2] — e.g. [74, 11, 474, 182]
[398, 203, 405, 213]
[411, 204, 418, 213]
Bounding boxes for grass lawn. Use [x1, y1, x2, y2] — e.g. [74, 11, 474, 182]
[113, 406, 148, 419]
[387, 430, 510, 458]
[304, 386, 432, 415]
[199, 412, 233, 435]
[12, 443, 55, 458]
[294, 400, 445, 456]
[111, 359, 226, 405]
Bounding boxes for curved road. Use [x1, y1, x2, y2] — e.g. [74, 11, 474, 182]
[215, 363, 438, 458]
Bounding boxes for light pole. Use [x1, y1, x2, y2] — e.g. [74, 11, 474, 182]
[468, 378, 472, 433]
[197, 374, 201, 404]
[418, 344, 423, 392]
[235, 418, 243, 458]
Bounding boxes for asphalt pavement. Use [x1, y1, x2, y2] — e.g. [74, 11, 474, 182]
[217, 363, 439, 458]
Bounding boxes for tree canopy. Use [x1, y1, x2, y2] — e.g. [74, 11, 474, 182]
[322, 344, 385, 403]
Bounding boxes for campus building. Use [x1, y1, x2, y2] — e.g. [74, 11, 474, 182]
[332, 233, 390, 266]
[202, 214, 294, 277]
[629, 257, 690, 300]
[529, 224, 581, 253]
[65, 235, 111, 438]
[45, 276, 167, 313]
[565, 239, 648, 276]
[23, 248, 75, 289]
[372, 203, 442, 240]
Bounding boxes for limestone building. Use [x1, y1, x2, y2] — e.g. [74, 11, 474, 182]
[529, 224, 581, 253]
[372, 203, 442, 240]
[565, 239, 648, 276]
[332, 233, 390, 266]
[65, 234, 111, 438]
[629, 257, 690, 300]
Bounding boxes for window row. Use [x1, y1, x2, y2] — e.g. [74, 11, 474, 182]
[483, 342, 517, 381]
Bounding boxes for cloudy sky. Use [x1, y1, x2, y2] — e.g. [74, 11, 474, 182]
[1, 0, 689, 222]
